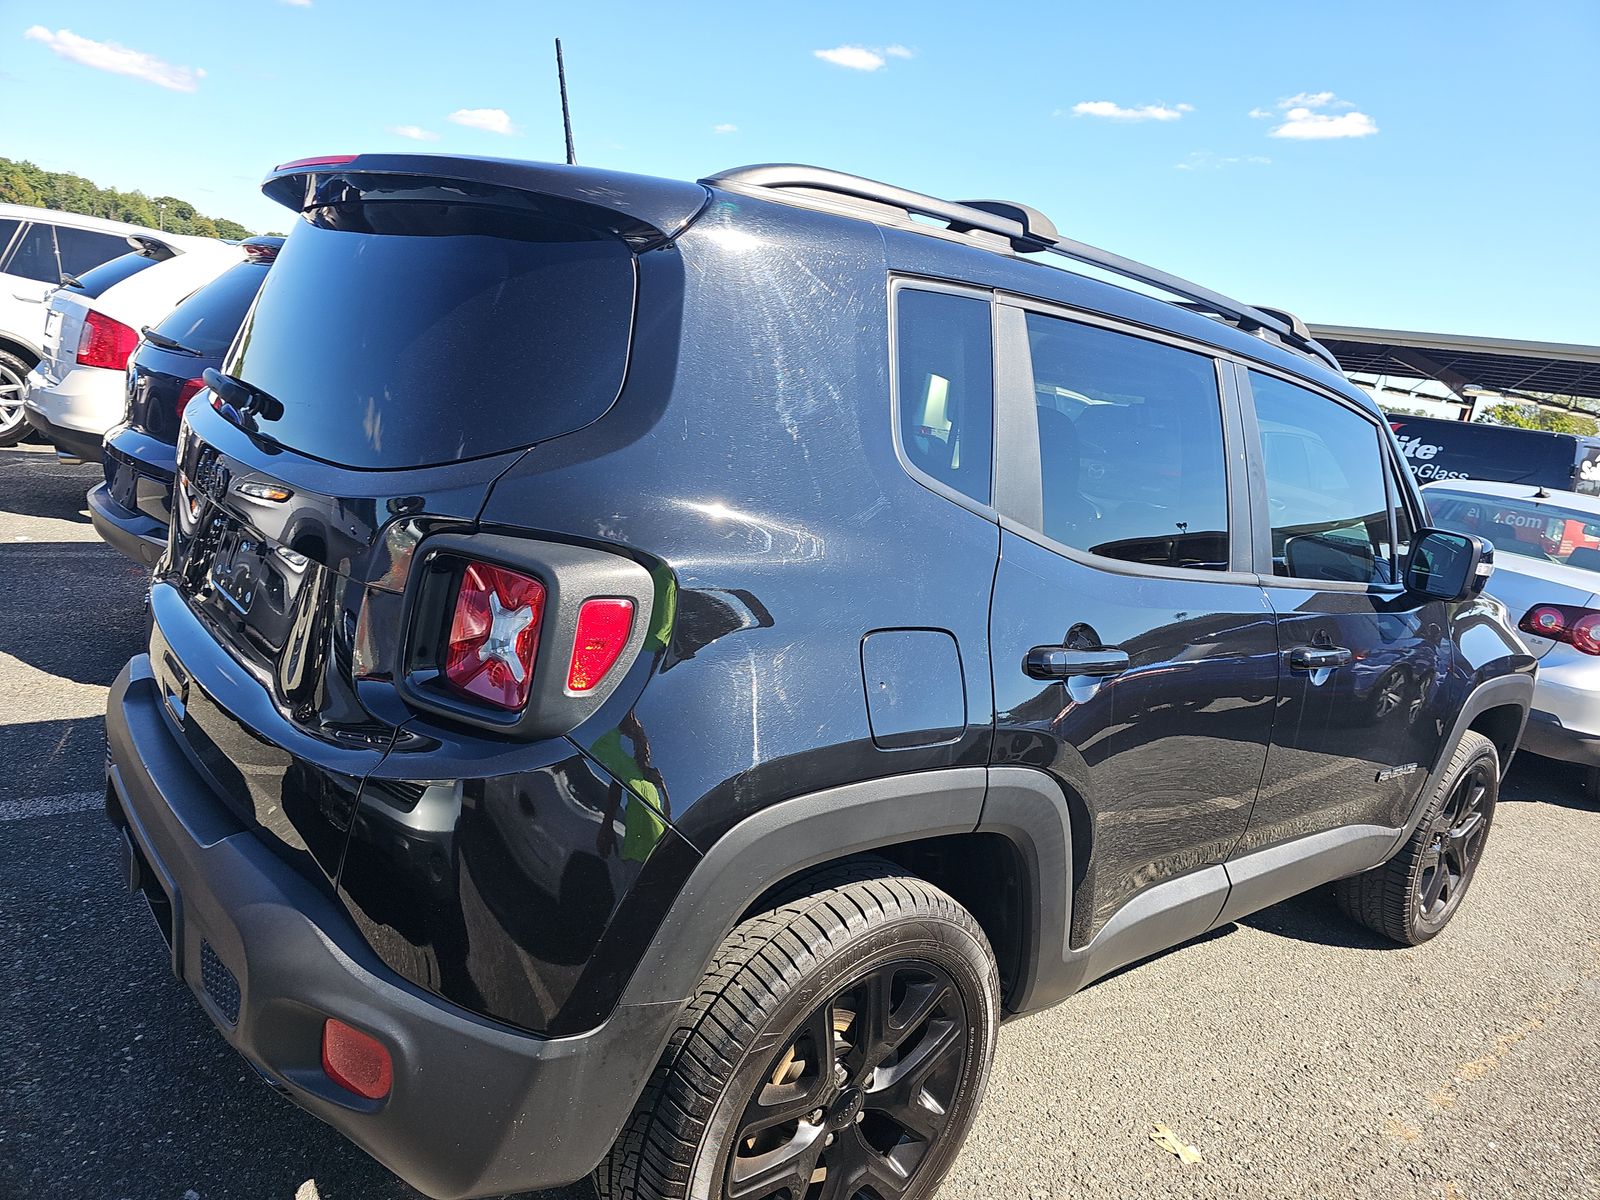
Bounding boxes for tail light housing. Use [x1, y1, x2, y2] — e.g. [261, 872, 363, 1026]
[77, 311, 139, 370]
[1519, 604, 1600, 655]
[399, 540, 656, 736]
[175, 377, 206, 418]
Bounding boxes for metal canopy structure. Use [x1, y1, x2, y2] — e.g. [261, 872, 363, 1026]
[1309, 324, 1600, 401]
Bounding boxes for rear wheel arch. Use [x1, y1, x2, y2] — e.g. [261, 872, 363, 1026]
[0, 335, 40, 369]
[617, 768, 1072, 1022]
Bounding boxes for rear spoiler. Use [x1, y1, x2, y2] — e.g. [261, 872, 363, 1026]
[260, 153, 710, 249]
[126, 234, 180, 262]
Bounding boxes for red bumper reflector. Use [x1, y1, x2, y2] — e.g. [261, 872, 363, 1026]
[567, 597, 635, 693]
[321, 1018, 393, 1100]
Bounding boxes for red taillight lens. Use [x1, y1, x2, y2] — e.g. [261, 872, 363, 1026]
[443, 562, 546, 710]
[321, 1018, 392, 1100]
[1519, 604, 1600, 655]
[175, 377, 205, 418]
[77, 311, 139, 370]
[275, 154, 359, 171]
[567, 598, 635, 694]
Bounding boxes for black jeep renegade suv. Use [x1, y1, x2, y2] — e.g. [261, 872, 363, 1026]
[104, 154, 1536, 1200]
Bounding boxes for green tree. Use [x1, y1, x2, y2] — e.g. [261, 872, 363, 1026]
[1478, 402, 1599, 437]
[0, 156, 261, 238]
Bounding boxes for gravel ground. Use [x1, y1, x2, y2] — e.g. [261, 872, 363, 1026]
[2, 441, 1597, 1200]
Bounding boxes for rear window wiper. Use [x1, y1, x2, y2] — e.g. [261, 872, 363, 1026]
[141, 327, 201, 356]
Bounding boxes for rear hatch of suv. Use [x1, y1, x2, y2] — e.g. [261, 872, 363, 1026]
[152, 156, 707, 898]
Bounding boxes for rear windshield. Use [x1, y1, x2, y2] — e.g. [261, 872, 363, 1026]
[65, 250, 154, 299]
[226, 200, 636, 469]
[152, 259, 269, 356]
[1428, 490, 1600, 571]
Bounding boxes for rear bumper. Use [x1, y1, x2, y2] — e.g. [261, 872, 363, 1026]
[88, 481, 166, 566]
[22, 397, 104, 462]
[23, 362, 122, 461]
[104, 656, 680, 1199]
[1518, 709, 1600, 768]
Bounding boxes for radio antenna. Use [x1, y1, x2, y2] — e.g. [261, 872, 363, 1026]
[555, 38, 577, 165]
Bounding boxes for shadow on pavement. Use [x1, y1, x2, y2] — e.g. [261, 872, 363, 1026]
[0, 538, 149, 688]
[0, 446, 98, 525]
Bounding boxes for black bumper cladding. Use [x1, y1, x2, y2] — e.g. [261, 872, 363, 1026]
[103, 656, 681, 1199]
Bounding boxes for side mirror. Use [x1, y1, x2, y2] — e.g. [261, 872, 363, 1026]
[1406, 528, 1494, 601]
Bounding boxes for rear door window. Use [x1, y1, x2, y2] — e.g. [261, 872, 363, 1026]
[1251, 371, 1398, 585]
[55, 226, 136, 277]
[0, 218, 20, 260]
[1022, 313, 1230, 570]
[4, 223, 59, 283]
[228, 200, 636, 468]
[894, 287, 994, 505]
[151, 260, 270, 356]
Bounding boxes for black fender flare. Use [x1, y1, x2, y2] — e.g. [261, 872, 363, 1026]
[1394, 669, 1533, 849]
[616, 767, 991, 1010]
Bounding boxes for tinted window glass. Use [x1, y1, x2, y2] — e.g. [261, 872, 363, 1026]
[895, 289, 994, 505]
[228, 201, 635, 469]
[5, 223, 59, 283]
[153, 260, 269, 356]
[64, 251, 156, 299]
[1025, 314, 1229, 570]
[1427, 491, 1600, 570]
[55, 226, 135, 277]
[1253, 371, 1395, 584]
[0, 218, 20, 258]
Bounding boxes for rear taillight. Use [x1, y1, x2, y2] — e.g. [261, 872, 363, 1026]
[1519, 604, 1600, 655]
[443, 562, 547, 710]
[321, 1018, 392, 1100]
[567, 598, 635, 694]
[77, 311, 139, 370]
[175, 377, 205, 418]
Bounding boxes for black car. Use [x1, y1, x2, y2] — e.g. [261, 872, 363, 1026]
[104, 155, 1535, 1200]
[89, 236, 282, 565]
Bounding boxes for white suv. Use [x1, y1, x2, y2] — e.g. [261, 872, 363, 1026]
[23, 237, 242, 462]
[0, 204, 186, 446]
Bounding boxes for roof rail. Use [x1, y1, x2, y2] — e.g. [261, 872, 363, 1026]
[703, 163, 1342, 374]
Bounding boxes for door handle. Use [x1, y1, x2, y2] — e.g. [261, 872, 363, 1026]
[1024, 646, 1130, 680]
[1288, 645, 1352, 671]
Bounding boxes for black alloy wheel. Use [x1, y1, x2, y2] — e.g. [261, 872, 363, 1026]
[1414, 755, 1494, 927]
[726, 962, 968, 1200]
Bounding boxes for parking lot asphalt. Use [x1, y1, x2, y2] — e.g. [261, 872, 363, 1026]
[3, 438, 1598, 1200]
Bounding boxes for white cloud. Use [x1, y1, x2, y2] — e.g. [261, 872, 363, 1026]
[885, 44, 914, 59]
[1270, 107, 1378, 140]
[713, 123, 738, 135]
[279, 0, 312, 6]
[1071, 100, 1193, 122]
[814, 45, 886, 71]
[1281, 91, 1344, 110]
[23, 26, 204, 92]
[448, 107, 518, 135]
[1176, 151, 1272, 171]
[390, 124, 439, 141]
[1248, 107, 1274, 119]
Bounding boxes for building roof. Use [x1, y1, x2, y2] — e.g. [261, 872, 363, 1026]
[1310, 324, 1600, 401]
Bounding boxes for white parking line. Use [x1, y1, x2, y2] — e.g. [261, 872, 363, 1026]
[1, 790, 103, 822]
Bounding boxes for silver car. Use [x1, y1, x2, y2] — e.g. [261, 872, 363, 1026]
[1424, 478, 1600, 792]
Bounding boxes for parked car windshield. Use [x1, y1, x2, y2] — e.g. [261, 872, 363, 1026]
[1428, 489, 1600, 570]
[151, 259, 270, 356]
[225, 200, 636, 469]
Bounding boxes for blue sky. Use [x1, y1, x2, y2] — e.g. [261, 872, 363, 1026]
[6, 1, 1596, 342]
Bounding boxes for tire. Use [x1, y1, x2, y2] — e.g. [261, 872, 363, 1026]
[1335, 730, 1498, 945]
[0, 349, 33, 448]
[598, 860, 1000, 1200]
